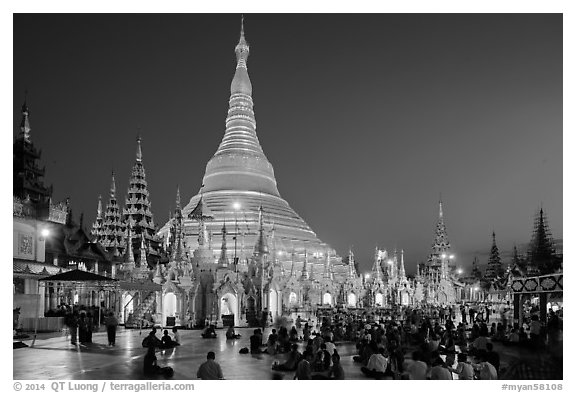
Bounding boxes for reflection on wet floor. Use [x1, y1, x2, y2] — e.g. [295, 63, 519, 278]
[14, 327, 365, 380]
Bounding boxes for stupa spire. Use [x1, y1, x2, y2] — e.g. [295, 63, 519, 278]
[19, 94, 31, 143]
[348, 248, 357, 278]
[301, 250, 309, 280]
[218, 220, 229, 268]
[136, 134, 143, 163]
[91, 195, 104, 240]
[99, 172, 126, 254]
[253, 205, 269, 256]
[125, 225, 135, 269]
[372, 247, 383, 282]
[399, 249, 406, 279]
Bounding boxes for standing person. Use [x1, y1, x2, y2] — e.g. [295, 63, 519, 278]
[197, 351, 224, 380]
[261, 308, 269, 330]
[105, 312, 118, 346]
[65, 311, 79, 345]
[78, 313, 88, 344]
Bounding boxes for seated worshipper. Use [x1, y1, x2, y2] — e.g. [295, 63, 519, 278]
[402, 351, 428, 380]
[143, 346, 174, 377]
[250, 329, 264, 354]
[361, 347, 389, 379]
[278, 327, 291, 352]
[449, 353, 474, 380]
[289, 326, 299, 342]
[142, 328, 163, 348]
[472, 353, 498, 380]
[171, 327, 180, 345]
[161, 329, 179, 349]
[267, 329, 279, 354]
[295, 351, 313, 380]
[471, 333, 490, 356]
[226, 325, 241, 340]
[328, 351, 345, 380]
[272, 343, 302, 371]
[430, 354, 453, 380]
[196, 351, 224, 380]
[201, 324, 217, 339]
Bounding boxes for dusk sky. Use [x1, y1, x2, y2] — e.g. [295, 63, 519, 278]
[12, 14, 562, 275]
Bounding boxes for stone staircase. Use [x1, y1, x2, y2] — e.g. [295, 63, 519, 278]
[125, 291, 156, 328]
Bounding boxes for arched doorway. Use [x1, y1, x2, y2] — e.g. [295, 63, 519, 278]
[220, 292, 238, 326]
[348, 292, 357, 307]
[323, 292, 332, 305]
[269, 289, 279, 320]
[400, 291, 410, 306]
[437, 292, 447, 304]
[375, 292, 384, 306]
[163, 292, 177, 325]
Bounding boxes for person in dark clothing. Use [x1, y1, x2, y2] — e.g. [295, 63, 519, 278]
[161, 329, 179, 349]
[105, 312, 118, 346]
[250, 329, 263, 354]
[272, 343, 302, 371]
[144, 345, 162, 375]
[485, 342, 500, 373]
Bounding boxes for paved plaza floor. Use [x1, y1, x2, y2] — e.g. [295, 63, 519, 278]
[13, 326, 560, 380]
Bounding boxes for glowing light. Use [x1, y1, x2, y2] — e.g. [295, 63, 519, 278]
[387, 260, 393, 265]
[449, 254, 455, 259]
[232, 202, 241, 210]
[365, 274, 370, 279]
[474, 287, 479, 291]
[40, 228, 50, 238]
[457, 268, 463, 275]
[441, 253, 447, 259]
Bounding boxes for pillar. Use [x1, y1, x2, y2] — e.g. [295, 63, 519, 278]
[539, 293, 548, 324]
[513, 293, 522, 326]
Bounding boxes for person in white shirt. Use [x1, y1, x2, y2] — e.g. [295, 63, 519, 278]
[361, 347, 389, 379]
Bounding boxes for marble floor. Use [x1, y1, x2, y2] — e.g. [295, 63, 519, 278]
[13, 327, 366, 380]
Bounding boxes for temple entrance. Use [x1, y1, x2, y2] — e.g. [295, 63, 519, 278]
[121, 292, 133, 323]
[246, 296, 257, 327]
[269, 290, 279, 321]
[375, 292, 384, 307]
[163, 292, 177, 325]
[323, 292, 332, 305]
[220, 292, 237, 326]
[438, 292, 447, 304]
[348, 292, 357, 307]
[289, 291, 297, 306]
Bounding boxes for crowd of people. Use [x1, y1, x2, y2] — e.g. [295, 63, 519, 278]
[56, 301, 562, 380]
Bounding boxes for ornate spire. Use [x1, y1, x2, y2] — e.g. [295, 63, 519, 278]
[485, 231, 503, 280]
[110, 171, 116, 198]
[99, 171, 126, 254]
[399, 249, 406, 279]
[253, 205, 269, 257]
[19, 95, 31, 143]
[91, 195, 104, 239]
[202, 16, 280, 197]
[301, 250, 309, 280]
[218, 220, 229, 268]
[140, 235, 148, 268]
[136, 135, 143, 163]
[125, 225, 135, 268]
[372, 247, 383, 282]
[290, 249, 297, 278]
[323, 251, 331, 279]
[348, 248, 357, 278]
